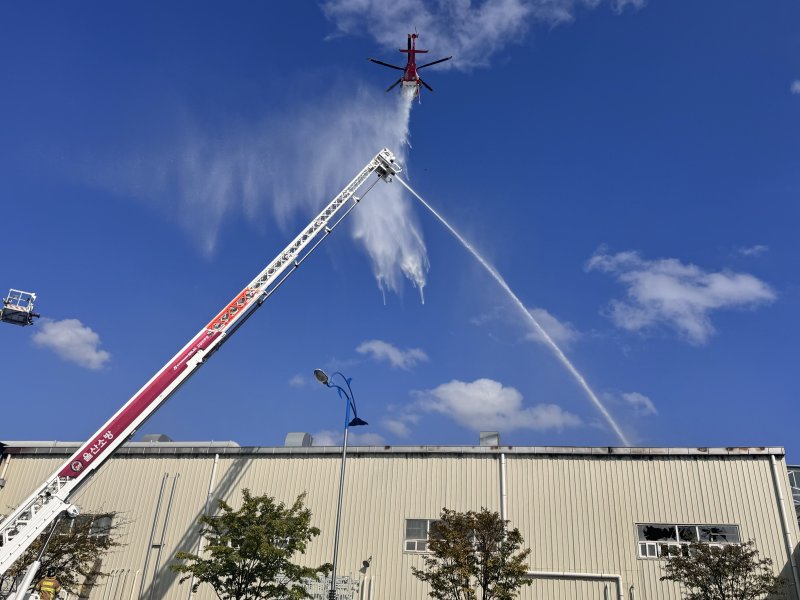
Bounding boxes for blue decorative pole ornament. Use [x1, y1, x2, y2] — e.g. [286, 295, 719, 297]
[313, 370, 367, 600]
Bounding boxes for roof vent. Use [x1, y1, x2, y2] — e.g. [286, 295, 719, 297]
[284, 432, 313, 447]
[141, 434, 173, 443]
[480, 431, 500, 446]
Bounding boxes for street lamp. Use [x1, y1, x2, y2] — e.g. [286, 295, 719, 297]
[313, 369, 367, 600]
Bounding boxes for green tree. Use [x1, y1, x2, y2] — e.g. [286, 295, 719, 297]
[171, 489, 329, 600]
[1, 512, 123, 597]
[411, 508, 531, 600]
[660, 540, 784, 600]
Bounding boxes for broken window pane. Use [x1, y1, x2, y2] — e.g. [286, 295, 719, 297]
[677, 526, 698, 542]
[699, 525, 739, 543]
[638, 524, 677, 542]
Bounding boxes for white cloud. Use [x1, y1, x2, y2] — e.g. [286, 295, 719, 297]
[614, 0, 646, 11]
[322, 0, 645, 70]
[472, 305, 579, 348]
[88, 84, 428, 300]
[586, 250, 776, 345]
[621, 391, 657, 416]
[312, 429, 386, 446]
[288, 374, 307, 388]
[32, 318, 111, 370]
[526, 307, 579, 348]
[383, 418, 411, 437]
[382, 413, 420, 437]
[356, 339, 428, 370]
[737, 244, 768, 257]
[414, 378, 581, 431]
[791, 81, 800, 95]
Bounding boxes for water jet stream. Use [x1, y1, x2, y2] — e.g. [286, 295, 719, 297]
[395, 175, 631, 447]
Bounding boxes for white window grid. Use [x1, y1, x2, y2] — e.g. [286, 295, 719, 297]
[635, 524, 740, 560]
[637, 541, 726, 559]
[788, 470, 800, 495]
[56, 514, 113, 543]
[405, 519, 438, 553]
[88, 515, 113, 540]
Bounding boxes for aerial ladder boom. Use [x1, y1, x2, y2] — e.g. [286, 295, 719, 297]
[0, 149, 400, 576]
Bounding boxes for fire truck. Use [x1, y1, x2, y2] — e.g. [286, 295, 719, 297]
[0, 149, 400, 595]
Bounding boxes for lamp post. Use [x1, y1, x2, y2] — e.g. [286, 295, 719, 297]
[313, 369, 367, 600]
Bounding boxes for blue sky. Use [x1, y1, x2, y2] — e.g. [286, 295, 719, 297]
[2, 1, 799, 459]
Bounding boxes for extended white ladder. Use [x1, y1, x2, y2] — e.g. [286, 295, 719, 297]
[0, 149, 400, 575]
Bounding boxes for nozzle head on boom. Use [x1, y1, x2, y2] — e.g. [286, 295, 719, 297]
[376, 148, 401, 182]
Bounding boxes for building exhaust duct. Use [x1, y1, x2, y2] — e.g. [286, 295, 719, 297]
[480, 431, 500, 446]
[285, 432, 314, 447]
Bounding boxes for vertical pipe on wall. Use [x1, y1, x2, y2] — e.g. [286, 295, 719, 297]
[139, 473, 168, 600]
[499, 453, 507, 521]
[204, 454, 220, 516]
[526, 570, 623, 599]
[0, 454, 10, 480]
[101, 569, 115, 600]
[188, 454, 220, 599]
[129, 569, 141, 600]
[118, 569, 130, 600]
[629, 585, 635, 600]
[149, 474, 180, 600]
[769, 454, 800, 598]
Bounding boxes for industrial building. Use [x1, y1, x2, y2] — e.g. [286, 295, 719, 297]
[0, 437, 798, 600]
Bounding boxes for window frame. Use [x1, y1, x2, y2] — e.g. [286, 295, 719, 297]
[635, 523, 740, 560]
[88, 515, 114, 541]
[404, 518, 439, 553]
[788, 469, 799, 491]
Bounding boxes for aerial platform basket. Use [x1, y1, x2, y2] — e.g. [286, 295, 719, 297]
[1, 289, 39, 326]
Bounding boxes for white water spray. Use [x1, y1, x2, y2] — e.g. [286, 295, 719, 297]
[395, 176, 631, 447]
[348, 89, 430, 302]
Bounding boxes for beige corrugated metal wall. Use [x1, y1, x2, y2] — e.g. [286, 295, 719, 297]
[508, 453, 800, 599]
[1, 446, 798, 600]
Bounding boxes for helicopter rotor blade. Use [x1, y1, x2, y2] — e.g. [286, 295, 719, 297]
[418, 56, 452, 70]
[407, 35, 411, 52]
[386, 78, 403, 92]
[369, 58, 404, 71]
[419, 78, 433, 92]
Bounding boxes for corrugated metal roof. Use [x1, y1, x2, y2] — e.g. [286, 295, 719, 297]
[0, 441, 785, 457]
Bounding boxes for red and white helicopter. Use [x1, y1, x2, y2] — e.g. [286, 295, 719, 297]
[369, 33, 452, 99]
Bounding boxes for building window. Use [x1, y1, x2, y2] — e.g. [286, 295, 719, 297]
[55, 514, 114, 544]
[636, 523, 740, 559]
[405, 519, 438, 552]
[788, 469, 799, 492]
[88, 515, 114, 541]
